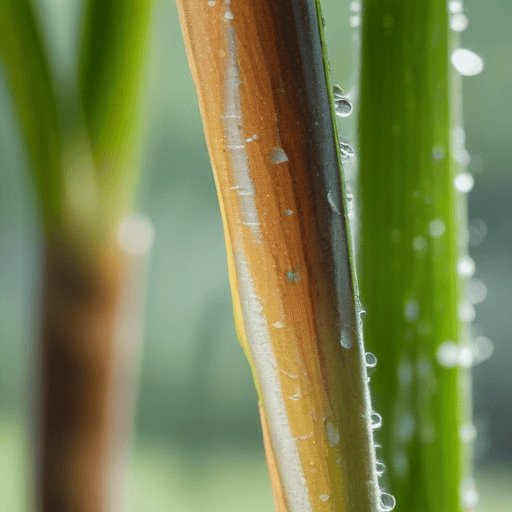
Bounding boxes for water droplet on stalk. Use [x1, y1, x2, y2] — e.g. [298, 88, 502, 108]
[468, 279, 487, 304]
[376, 461, 386, 476]
[429, 219, 446, 238]
[459, 302, 476, 322]
[319, 494, 330, 502]
[460, 423, 477, 443]
[269, 147, 288, 164]
[325, 421, 340, 446]
[371, 412, 383, 430]
[451, 48, 484, 76]
[379, 492, 396, 511]
[333, 84, 345, 98]
[404, 300, 419, 322]
[457, 255, 475, 277]
[339, 141, 355, 159]
[349, 15, 360, 28]
[436, 341, 459, 368]
[448, 0, 463, 14]
[335, 97, 353, 117]
[365, 352, 377, 368]
[451, 13, 468, 32]
[454, 172, 474, 193]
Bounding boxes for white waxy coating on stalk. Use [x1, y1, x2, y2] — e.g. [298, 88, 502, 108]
[234, 251, 311, 512]
[222, 20, 260, 242]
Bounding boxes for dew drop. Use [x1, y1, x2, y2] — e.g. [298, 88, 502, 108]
[349, 15, 360, 28]
[371, 412, 383, 430]
[472, 336, 494, 365]
[398, 362, 413, 385]
[404, 300, 420, 322]
[397, 414, 416, 441]
[461, 477, 479, 507]
[269, 147, 289, 164]
[340, 328, 353, 349]
[208, 0, 216, 5]
[468, 279, 487, 304]
[454, 147, 471, 166]
[451, 48, 484, 76]
[458, 302, 476, 322]
[379, 492, 396, 511]
[335, 97, 353, 117]
[333, 84, 345, 98]
[454, 172, 474, 193]
[457, 255, 476, 277]
[319, 494, 330, 502]
[325, 421, 340, 446]
[459, 346, 474, 367]
[469, 218, 488, 247]
[284, 209, 293, 216]
[451, 13, 468, 32]
[413, 235, 427, 252]
[436, 341, 458, 368]
[349, 1, 361, 12]
[431, 146, 445, 161]
[272, 321, 284, 328]
[375, 461, 386, 477]
[429, 219, 446, 238]
[339, 141, 355, 159]
[286, 270, 300, 283]
[223, 9, 234, 20]
[365, 352, 377, 368]
[448, 0, 463, 14]
[460, 423, 477, 443]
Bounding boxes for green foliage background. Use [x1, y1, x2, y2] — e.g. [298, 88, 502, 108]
[0, 0, 510, 509]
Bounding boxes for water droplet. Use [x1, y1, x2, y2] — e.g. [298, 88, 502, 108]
[286, 270, 300, 283]
[284, 209, 293, 216]
[333, 84, 345, 98]
[431, 146, 445, 161]
[398, 362, 413, 385]
[458, 302, 476, 322]
[289, 389, 302, 400]
[335, 97, 353, 117]
[349, 15, 360, 28]
[471, 336, 494, 365]
[448, 0, 463, 14]
[349, 1, 361, 12]
[429, 219, 446, 238]
[376, 461, 386, 477]
[451, 48, 484, 76]
[457, 255, 476, 277]
[365, 352, 377, 368]
[451, 13, 468, 32]
[412, 236, 427, 252]
[272, 321, 284, 328]
[460, 423, 477, 443]
[319, 494, 330, 502]
[421, 424, 436, 443]
[393, 452, 409, 478]
[454, 172, 474, 193]
[379, 492, 396, 511]
[461, 477, 479, 507]
[404, 300, 420, 322]
[340, 328, 353, 349]
[245, 134, 258, 142]
[454, 147, 471, 166]
[269, 147, 289, 164]
[468, 279, 487, 304]
[339, 141, 355, 159]
[437, 341, 459, 368]
[458, 346, 474, 367]
[417, 357, 432, 377]
[224, 10, 234, 20]
[371, 412, 383, 430]
[469, 218, 488, 247]
[327, 190, 341, 214]
[397, 414, 416, 441]
[208, 0, 216, 6]
[325, 421, 340, 446]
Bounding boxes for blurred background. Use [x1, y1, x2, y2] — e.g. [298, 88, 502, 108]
[0, 0, 510, 510]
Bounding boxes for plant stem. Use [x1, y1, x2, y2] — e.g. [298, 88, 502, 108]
[175, 1, 381, 510]
[358, 1, 469, 511]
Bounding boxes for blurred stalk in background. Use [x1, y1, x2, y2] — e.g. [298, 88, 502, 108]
[0, 0, 154, 510]
[358, 0, 483, 511]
